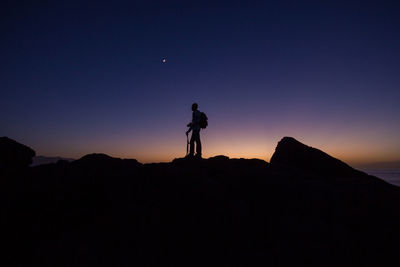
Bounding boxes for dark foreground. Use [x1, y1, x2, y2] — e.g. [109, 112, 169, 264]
[1, 137, 400, 266]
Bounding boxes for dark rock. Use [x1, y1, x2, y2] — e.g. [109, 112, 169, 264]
[31, 156, 75, 166]
[75, 153, 120, 164]
[70, 153, 141, 176]
[172, 155, 205, 164]
[208, 155, 230, 161]
[3, 136, 400, 267]
[74, 153, 139, 166]
[0, 136, 35, 170]
[270, 136, 363, 176]
[56, 159, 70, 165]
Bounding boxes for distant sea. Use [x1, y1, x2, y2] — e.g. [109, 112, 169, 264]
[362, 169, 400, 187]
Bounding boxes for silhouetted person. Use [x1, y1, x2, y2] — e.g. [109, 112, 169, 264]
[186, 103, 202, 158]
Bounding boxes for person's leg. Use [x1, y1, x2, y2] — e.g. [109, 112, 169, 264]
[194, 130, 201, 157]
[189, 133, 195, 156]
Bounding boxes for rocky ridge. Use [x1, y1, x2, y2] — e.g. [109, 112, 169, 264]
[1, 136, 399, 267]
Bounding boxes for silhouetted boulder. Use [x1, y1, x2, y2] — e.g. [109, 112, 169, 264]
[0, 136, 35, 170]
[70, 153, 141, 176]
[208, 155, 230, 161]
[75, 153, 140, 166]
[76, 153, 121, 165]
[31, 156, 74, 166]
[270, 137, 363, 176]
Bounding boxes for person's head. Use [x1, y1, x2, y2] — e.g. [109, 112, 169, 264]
[191, 103, 198, 111]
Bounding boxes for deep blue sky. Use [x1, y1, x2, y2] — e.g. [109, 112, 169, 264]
[2, 0, 400, 163]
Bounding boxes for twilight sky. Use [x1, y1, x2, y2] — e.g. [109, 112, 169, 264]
[1, 0, 400, 164]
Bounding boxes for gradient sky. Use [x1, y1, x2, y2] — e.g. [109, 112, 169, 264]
[2, 0, 400, 164]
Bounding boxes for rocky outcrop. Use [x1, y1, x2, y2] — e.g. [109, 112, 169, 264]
[69, 153, 141, 176]
[2, 136, 399, 267]
[270, 137, 363, 176]
[73, 153, 140, 167]
[0, 137, 35, 170]
[31, 156, 75, 166]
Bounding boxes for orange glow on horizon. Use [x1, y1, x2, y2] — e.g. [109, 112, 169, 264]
[36, 130, 400, 167]
[32, 111, 400, 166]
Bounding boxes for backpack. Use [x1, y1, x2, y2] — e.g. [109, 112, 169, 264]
[200, 112, 208, 129]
